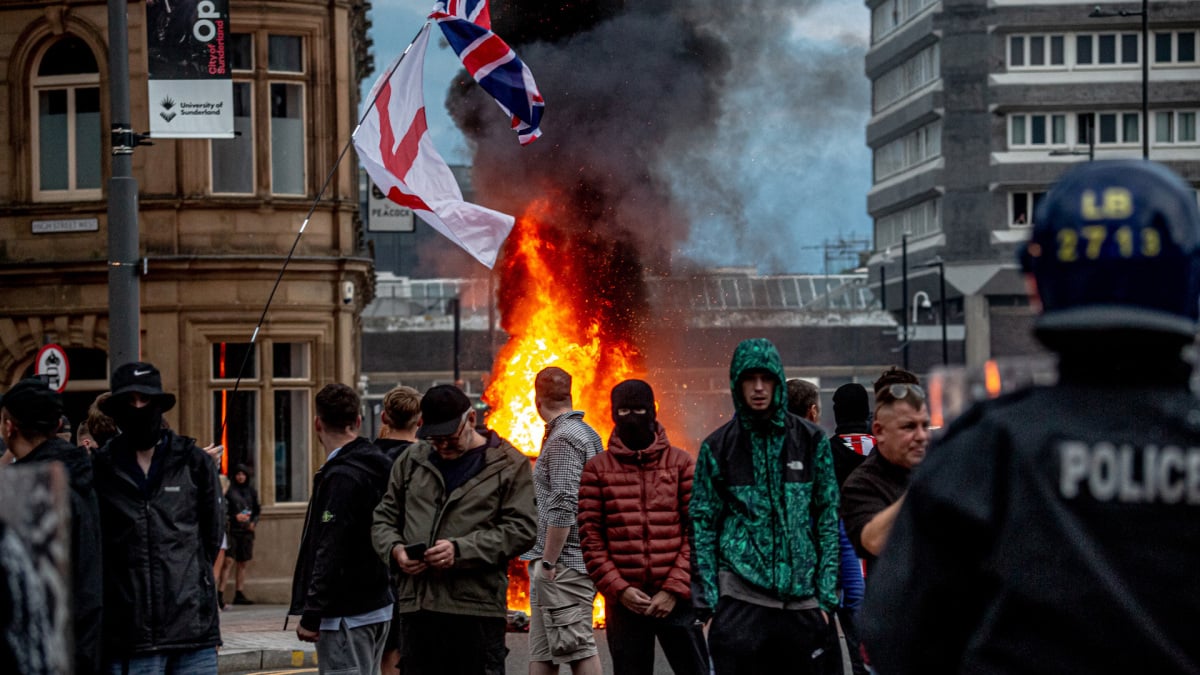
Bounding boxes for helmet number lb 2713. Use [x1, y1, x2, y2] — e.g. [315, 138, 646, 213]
[1057, 225, 1161, 262]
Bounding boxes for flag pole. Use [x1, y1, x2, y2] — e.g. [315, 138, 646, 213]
[216, 22, 431, 443]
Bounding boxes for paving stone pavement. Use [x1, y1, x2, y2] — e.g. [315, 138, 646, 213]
[216, 605, 674, 674]
[217, 605, 316, 673]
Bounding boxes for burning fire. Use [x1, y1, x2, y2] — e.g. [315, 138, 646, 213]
[484, 200, 643, 452]
[487, 201, 643, 629]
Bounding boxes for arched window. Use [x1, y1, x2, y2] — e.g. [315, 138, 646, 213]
[31, 37, 102, 200]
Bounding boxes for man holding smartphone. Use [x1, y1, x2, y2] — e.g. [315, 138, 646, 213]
[372, 384, 536, 675]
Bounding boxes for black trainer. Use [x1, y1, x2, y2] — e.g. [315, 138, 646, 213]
[233, 591, 254, 605]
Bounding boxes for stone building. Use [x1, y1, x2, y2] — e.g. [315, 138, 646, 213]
[0, 0, 374, 602]
[864, 0, 1200, 367]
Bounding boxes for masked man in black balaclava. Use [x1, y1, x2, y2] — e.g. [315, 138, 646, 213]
[611, 380, 657, 451]
[576, 379, 711, 675]
[91, 362, 224, 674]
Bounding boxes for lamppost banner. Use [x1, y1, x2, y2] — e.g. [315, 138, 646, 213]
[146, 0, 233, 138]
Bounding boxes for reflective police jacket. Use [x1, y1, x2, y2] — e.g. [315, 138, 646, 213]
[861, 383, 1200, 675]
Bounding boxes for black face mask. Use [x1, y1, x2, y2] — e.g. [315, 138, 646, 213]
[111, 405, 163, 450]
[615, 413, 656, 451]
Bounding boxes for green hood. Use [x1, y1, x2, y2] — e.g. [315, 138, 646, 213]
[729, 338, 787, 428]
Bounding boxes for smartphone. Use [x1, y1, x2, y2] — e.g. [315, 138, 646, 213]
[404, 542, 428, 560]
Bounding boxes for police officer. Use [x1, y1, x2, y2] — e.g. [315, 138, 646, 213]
[860, 160, 1200, 674]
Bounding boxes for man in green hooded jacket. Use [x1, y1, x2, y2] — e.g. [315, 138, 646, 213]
[691, 338, 840, 674]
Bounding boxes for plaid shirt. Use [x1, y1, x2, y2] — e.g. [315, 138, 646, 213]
[521, 410, 603, 574]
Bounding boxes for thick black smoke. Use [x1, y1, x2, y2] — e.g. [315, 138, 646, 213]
[446, 0, 868, 274]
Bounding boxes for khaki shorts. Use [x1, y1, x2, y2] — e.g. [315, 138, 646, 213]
[527, 560, 598, 664]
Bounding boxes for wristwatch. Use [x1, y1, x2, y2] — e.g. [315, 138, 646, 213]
[540, 559, 556, 570]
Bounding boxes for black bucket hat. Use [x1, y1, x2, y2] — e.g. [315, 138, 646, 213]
[100, 362, 177, 414]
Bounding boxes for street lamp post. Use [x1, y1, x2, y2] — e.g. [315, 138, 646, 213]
[1090, 0, 1149, 159]
[880, 265, 887, 311]
[107, 0, 142, 371]
[901, 233, 910, 370]
[448, 297, 462, 384]
[918, 258, 949, 366]
[911, 291, 932, 325]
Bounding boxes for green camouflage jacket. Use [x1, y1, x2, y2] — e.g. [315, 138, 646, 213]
[690, 338, 840, 612]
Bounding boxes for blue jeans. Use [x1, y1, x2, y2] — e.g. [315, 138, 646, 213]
[104, 647, 217, 675]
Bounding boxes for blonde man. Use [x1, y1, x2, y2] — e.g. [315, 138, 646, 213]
[377, 386, 422, 463]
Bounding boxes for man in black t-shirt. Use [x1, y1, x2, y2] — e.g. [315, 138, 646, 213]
[840, 368, 929, 576]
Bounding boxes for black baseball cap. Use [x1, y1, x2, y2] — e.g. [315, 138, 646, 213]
[100, 362, 177, 414]
[0, 377, 63, 431]
[416, 385, 471, 439]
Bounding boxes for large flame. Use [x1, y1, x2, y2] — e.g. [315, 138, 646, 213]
[488, 200, 641, 630]
[484, 200, 643, 453]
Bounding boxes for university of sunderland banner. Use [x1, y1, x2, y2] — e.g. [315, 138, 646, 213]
[147, 0, 233, 138]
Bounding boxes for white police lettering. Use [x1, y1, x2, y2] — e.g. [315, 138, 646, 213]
[1059, 441, 1200, 504]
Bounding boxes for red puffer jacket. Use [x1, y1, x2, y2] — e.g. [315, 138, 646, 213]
[578, 422, 695, 601]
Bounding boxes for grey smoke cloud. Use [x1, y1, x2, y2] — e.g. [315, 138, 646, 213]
[674, 32, 872, 273]
[444, 0, 871, 274]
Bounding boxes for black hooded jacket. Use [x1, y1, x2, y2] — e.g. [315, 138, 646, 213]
[225, 468, 261, 535]
[91, 430, 223, 657]
[829, 419, 871, 488]
[15, 438, 103, 675]
[289, 437, 394, 631]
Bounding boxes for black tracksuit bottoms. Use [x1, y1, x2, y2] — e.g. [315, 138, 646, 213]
[707, 596, 835, 675]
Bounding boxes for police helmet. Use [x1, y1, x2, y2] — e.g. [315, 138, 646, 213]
[1020, 160, 1200, 338]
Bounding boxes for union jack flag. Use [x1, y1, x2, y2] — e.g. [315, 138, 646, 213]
[430, 0, 491, 30]
[430, 2, 544, 145]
